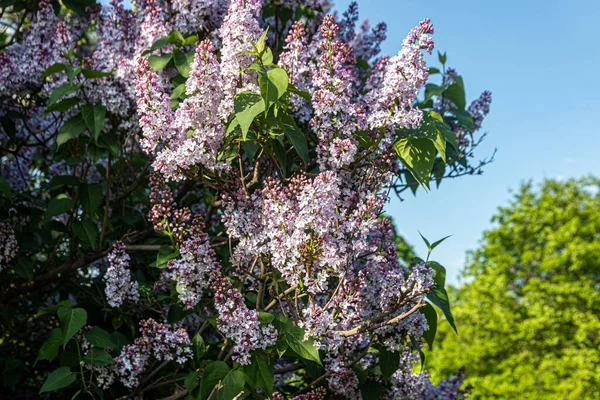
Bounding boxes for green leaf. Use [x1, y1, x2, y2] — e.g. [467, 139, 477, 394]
[424, 83, 445, 101]
[171, 83, 186, 100]
[15, 257, 34, 281]
[379, 347, 399, 382]
[427, 286, 457, 334]
[259, 67, 289, 112]
[409, 335, 426, 370]
[244, 350, 273, 394]
[444, 75, 466, 110]
[285, 326, 321, 365]
[168, 30, 185, 47]
[43, 97, 80, 115]
[428, 261, 447, 289]
[428, 67, 441, 74]
[0, 177, 10, 198]
[65, 65, 82, 84]
[418, 231, 431, 249]
[72, 219, 98, 250]
[438, 51, 447, 65]
[58, 307, 87, 348]
[36, 328, 63, 363]
[421, 304, 438, 350]
[57, 114, 87, 149]
[394, 137, 436, 189]
[360, 379, 384, 400]
[109, 331, 129, 350]
[82, 347, 113, 366]
[173, 49, 193, 78]
[39, 367, 76, 394]
[185, 35, 199, 45]
[96, 133, 119, 156]
[185, 370, 199, 392]
[81, 69, 112, 79]
[143, 36, 169, 55]
[192, 333, 206, 363]
[43, 194, 74, 222]
[199, 361, 230, 400]
[261, 47, 274, 66]
[148, 53, 172, 71]
[79, 183, 103, 216]
[221, 370, 245, 400]
[280, 112, 309, 164]
[430, 235, 452, 251]
[48, 83, 81, 105]
[83, 327, 113, 348]
[452, 109, 474, 132]
[288, 84, 311, 102]
[42, 63, 67, 79]
[233, 92, 265, 139]
[156, 245, 179, 268]
[82, 103, 106, 142]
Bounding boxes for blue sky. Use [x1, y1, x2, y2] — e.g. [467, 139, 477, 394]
[333, 0, 600, 284]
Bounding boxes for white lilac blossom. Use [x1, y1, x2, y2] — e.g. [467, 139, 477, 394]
[212, 271, 278, 364]
[218, 0, 264, 118]
[0, 223, 18, 270]
[104, 241, 139, 308]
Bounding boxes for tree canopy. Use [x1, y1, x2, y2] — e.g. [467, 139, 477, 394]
[427, 177, 600, 399]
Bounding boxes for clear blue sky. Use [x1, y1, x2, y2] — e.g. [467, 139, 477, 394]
[105, 0, 600, 284]
[334, 0, 600, 284]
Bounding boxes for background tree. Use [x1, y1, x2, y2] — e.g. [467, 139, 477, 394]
[427, 177, 600, 399]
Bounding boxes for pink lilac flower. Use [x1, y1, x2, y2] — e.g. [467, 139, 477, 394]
[212, 271, 278, 364]
[169, 217, 220, 308]
[104, 241, 139, 308]
[279, 21, 313, 122]
[363, 18, 435, 133]
[310, 15, 365, 169]
[110, 318, 192, 388]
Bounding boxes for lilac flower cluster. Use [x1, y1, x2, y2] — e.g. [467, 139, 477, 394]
[273, 387, 327, 400]
[102, 318, 192, 388]
[311, 15, 364, 169]
[0, 1, 73, 97]
[169, 217, 220, 308]
[364, 18, 434, 133]
[212, 272, 278, 364]
[104, 241, 139, 308]
[218, 0, 264, 118]
[0, 223, 19, 270]
[149, 173, 191, 241]
[279, 21, 313, 122]
[135, 40, 228, 180]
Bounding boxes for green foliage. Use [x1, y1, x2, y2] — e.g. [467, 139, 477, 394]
[427, 177, 600, 399]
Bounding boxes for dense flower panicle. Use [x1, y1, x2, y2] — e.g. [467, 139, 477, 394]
[468, 90, 492, 132]
[135, 0, 171, 53]
[170, 0, 227, 34]
[134, 58, 178, 154]
[311, 15, 364, 169]
[104, 241, 139, 308]
[157, 39, 228, 179]
[364, 18, 435, 133]
[212, 272, 278, 364]
[149, 174, 191, 241]
[0, 223, 19, 270]
[109, 318, 192, 388]
[279, 21, 313, 122]
[218, 0, 264, 118]
[169, 217, 220, 308]
[350, 20, 387, 61]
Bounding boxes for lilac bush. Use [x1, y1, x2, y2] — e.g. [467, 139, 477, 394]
[0, 0, 492, 398]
